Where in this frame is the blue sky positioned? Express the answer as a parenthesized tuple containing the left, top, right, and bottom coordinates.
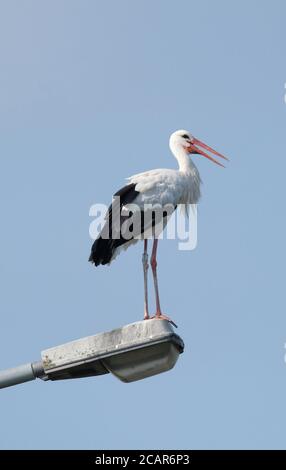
(0, 0, 286, 449)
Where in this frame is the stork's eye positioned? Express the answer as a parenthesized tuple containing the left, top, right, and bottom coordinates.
(182, 134, 189, 139)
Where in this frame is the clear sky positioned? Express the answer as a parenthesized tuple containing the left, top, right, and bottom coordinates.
(0, 0, 286, 450)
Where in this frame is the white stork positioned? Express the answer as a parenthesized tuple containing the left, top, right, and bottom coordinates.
(89, 130, 228, 326)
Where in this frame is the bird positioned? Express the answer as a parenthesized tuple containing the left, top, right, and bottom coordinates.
(89, 129, 228, 326)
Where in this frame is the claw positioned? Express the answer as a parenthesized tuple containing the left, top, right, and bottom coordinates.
(148, 313, 178, 328)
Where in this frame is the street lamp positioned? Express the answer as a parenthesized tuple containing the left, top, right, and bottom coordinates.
(0, 319, 184, 389)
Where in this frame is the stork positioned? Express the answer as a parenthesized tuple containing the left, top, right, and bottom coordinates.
(89, 130, 228, 326)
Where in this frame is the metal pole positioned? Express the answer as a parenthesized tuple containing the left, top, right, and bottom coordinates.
(0, 361, 44, 389)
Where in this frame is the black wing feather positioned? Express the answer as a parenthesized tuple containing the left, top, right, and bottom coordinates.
(89, 183, 139, 266)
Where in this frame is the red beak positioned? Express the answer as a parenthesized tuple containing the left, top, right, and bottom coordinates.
(186, 137, 229, 168)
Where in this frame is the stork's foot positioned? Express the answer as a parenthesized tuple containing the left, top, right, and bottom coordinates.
(149, 313, 178, 328)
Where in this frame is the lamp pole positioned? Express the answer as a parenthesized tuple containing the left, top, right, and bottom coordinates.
(0, 361, 44, 389)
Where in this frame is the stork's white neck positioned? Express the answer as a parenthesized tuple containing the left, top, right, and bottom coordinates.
(170, 142, 196, 173)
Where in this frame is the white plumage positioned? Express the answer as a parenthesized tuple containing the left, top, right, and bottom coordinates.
(127, 166, 201, 207)
(111, 134, 202, 261)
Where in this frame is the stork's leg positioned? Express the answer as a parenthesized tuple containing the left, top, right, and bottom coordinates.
(150, 238, 162, 316)
(142, 239, 149, 320)
(150, 238, 177, 327)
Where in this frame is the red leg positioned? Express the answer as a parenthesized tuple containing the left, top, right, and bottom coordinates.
(142, 239, 149, 320)
(150, 239, 162, 316)
(150, 238, 178, 328)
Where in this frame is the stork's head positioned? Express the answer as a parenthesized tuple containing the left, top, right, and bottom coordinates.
(169, 129, 228, 167)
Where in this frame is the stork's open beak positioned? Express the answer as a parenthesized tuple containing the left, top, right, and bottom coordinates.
(186, 137, 229, 168)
